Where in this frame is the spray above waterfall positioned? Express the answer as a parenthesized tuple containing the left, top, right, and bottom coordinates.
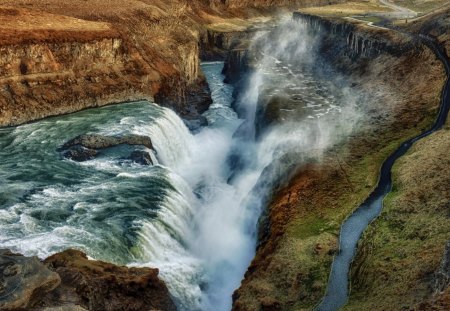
(183, 19, 364, 311)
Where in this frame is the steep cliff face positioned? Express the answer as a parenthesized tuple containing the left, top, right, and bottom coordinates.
(0, 3, 211, 127)
(231, 13, 446, 311)
(201, 28, 255, 60)
(0, 36, 154, 126)
(0, 0, 344, 128)
(0, 0, 358, 128)
(293, 12, 417, 60)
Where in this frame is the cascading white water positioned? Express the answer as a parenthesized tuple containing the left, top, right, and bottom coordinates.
(0, 19, 364, 311)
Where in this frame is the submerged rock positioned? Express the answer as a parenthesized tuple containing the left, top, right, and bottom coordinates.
(183, 114, 208, 132)
(62, 145, 98, 162)
(1, 249, 176, 311)
(126, 150, 153, 166)
(0, 249, 61, 310)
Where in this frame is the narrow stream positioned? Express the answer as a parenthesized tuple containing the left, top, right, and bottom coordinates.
(316, 37, 450, 311)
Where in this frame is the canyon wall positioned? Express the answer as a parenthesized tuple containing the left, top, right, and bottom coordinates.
(0, 2, 212, 127)
(0, 0, 344, 128)
(0, 36, 153, 126)
(230, 13, 447, 311)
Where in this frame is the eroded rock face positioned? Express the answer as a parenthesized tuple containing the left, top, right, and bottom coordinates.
(0, 249, 61, 311)
(37, 249, 177, 311)
(0, 249, 177, 311)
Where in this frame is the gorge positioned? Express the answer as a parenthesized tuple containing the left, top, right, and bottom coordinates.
(0, 1, 449, 311)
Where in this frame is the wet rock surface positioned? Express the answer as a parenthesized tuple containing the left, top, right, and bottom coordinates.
(1, 249, 176, 311)
(60, 134, 155, 164)
(126, 150, 154, 166)
(63, 134, 154, 151)
(0, 249, 61, 311)
(62, 146, 98, 162)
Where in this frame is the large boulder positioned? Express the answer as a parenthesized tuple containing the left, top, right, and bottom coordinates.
(0, 249, 61, 310)
(60, 134, 156, 164)
(62, 134, 153, 150)
(1, 249, 176, 311)
(40, 249, 177, 311)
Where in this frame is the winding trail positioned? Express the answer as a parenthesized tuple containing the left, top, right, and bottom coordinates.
(315, 36, 450, 311)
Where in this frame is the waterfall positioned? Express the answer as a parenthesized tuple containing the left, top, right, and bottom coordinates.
(0, 18, 364, 311)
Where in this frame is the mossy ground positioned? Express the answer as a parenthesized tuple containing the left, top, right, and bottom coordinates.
(282, 115, 438, 310)
(344, 116, 450, 310)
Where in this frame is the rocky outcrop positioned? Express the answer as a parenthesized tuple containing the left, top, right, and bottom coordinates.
(62, 134, 154, 151)
(0, 249, 176, 311)
(60, 134, 155, 163)
(62, 145, 98, 162)
(40, 249, 176, 311)
(201, 29, 251, 60)
(0, 250, 61, 311)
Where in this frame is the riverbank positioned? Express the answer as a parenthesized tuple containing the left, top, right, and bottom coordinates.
(231, 11, 448, 311)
